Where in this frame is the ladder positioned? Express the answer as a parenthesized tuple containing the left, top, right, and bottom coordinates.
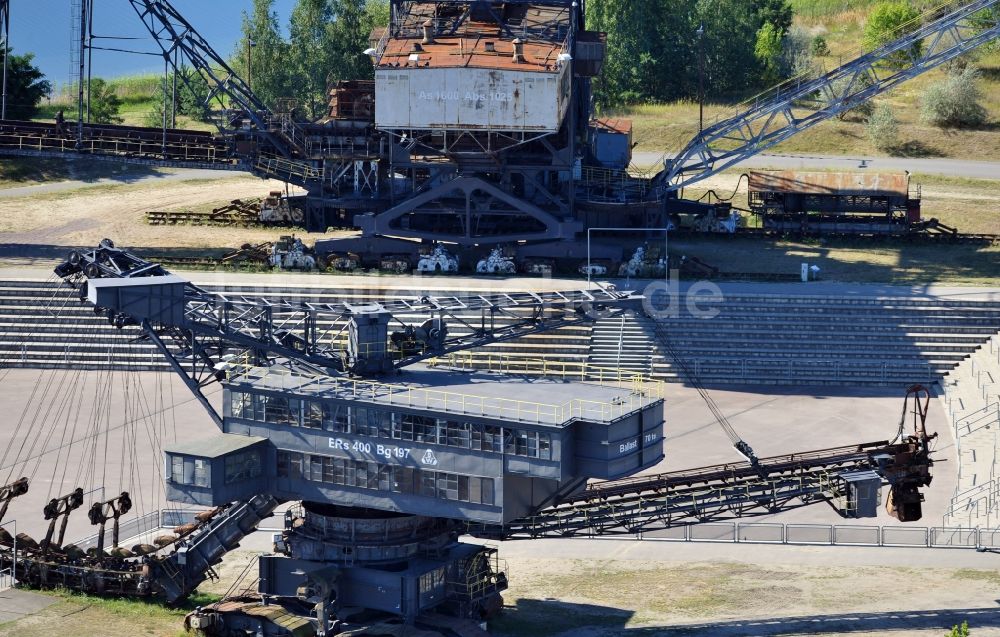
(661, 0, 1000, 191)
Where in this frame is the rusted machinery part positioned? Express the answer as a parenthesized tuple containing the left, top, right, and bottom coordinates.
(0, 505, 225, 600)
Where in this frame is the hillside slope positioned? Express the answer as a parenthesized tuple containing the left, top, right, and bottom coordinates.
(624, 3, 1000, 160)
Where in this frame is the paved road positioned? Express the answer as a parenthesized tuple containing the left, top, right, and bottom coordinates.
(2, 155, 996, 200)
(0, 166, 252, 199)
(633, 151, 1000, 180)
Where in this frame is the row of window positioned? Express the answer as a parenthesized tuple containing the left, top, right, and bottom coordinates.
(277, 450, 495, 506)
(231, 391, 552, 460)
(168, 449, 263, 488)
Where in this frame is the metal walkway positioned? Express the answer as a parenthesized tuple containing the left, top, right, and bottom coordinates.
(661, 0, 1000, 190)
(473, 432, 933, 539)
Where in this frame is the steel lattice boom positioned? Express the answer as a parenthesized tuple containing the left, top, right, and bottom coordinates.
(478, 413, 935, 540)
(54, 241, 638, 422)
(127, 0, 303, 160)
(661, 0, 1000, 191)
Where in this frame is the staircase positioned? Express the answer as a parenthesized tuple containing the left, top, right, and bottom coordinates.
(4, 281, 999, 389)
(942, 332, 1000, 528)
(588, 311, 662, 374)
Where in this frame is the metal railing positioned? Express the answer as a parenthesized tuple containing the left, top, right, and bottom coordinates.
(0, 129, 230, 165)
(426, 350, 666, 397)
(253, 153, 323, 183)
(73, 509, 199, 551)
(956, 402, 1000, 437)
(231, 363, 662, 426)
(637, 521, 995, 550)
(657, 356, 936, 384)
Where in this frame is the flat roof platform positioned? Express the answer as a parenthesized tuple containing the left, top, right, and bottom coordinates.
(233, 364, 661, 427)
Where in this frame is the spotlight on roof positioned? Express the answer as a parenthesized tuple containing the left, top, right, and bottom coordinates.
(363, 48, 377, 56)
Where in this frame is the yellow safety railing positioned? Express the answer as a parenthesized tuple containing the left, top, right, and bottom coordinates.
(426, 350, 666, 399)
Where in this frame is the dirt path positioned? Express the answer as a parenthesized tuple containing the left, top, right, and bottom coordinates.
(494, 556, 1000, 636)
(0, 173, 332, 252)
(0, 168, 239, 198)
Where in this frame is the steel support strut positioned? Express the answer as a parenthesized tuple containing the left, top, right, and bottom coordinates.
(88, 492, 132, 557)
(41, 488, 84, 556)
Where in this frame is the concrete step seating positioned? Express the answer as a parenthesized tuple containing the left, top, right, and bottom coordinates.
(3, 281, 999, 390)
(942, 332, 1000, 529)
(647, 293, 1000, 386)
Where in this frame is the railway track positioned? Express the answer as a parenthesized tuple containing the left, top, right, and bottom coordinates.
(145, 210, 997, 245)
(145, 197, 265, 226)
(679, 227, 1000, 245)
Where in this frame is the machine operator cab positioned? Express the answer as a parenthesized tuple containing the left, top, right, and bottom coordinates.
(164, 364, 665, 525)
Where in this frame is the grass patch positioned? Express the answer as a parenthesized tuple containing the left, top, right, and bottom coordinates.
(0, 157, 167, 189)
(46, 588, 220, 620)
(951, 569, 1000, 585)
(40, 73, 216, 131)
(0, 588, 220, 637)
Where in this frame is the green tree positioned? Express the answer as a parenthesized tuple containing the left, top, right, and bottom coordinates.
(328, 0, 384, 82)
(289, 0, 335, 119)
(811, 35, 830, 57)
(755, 22, 784, 87)
(0, 47, 51, 120)
(866, 102, 898, 151)
(86, 78, 123, 124)
(144, 66, 212, 128)
(750, 0, 793, 35)
(587, 0, 792, 105)
(285, 0, 387, 120)
(863, 1, 922, 68)
(920, 66, 988, 128)
(236, 0, 292, 109)
(696, 0, 767, 99)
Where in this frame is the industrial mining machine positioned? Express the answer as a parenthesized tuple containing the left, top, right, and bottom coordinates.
(0, 240, 937, 636)
(0, 0, 997, 262)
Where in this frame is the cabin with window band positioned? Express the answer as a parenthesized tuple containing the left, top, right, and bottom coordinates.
(165, 364, 664, 524)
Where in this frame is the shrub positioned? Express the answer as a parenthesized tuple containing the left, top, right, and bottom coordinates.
(782, 26, 816, 78)
(811, 35, 830, 57)
(866, 102, 898, 151)
(920, 67, 988, 128)
(87, 78, 123, 125)
(946, 621, 970, 637)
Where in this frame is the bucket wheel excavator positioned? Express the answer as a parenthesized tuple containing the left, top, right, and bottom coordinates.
(0, 241, 936, 636)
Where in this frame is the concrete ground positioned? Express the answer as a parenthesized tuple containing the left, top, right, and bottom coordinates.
(0, 589, 55, 625)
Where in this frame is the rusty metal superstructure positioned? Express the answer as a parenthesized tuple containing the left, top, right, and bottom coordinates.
(0, 0, 998, 261)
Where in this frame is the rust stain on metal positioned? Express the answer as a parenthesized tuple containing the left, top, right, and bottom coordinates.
(378, 30, 564, 73)
(593, 117, 633, 135)
(748, 171, 910, 197)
